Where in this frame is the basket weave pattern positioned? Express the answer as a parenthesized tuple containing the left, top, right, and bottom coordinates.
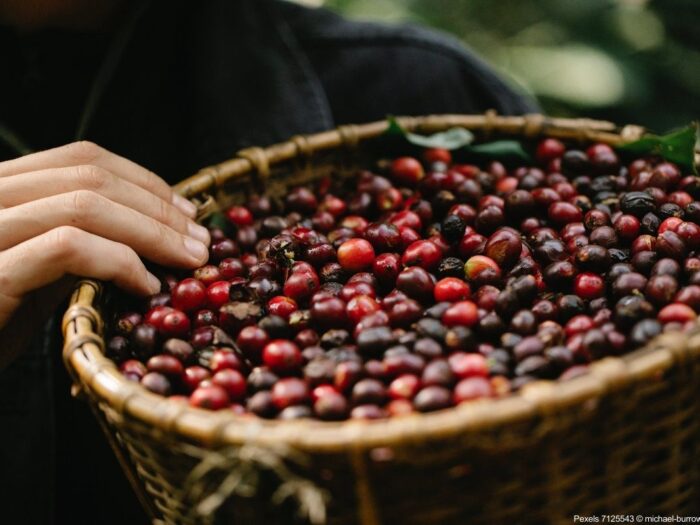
(62, 114, 700, 524)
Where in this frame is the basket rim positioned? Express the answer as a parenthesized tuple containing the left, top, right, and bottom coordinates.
(62, 112, 697, 453)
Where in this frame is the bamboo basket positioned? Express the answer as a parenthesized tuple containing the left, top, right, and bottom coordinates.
(62, 113, 700, 525)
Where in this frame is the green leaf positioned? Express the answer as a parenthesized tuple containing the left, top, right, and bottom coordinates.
(384, 116, 530, 162)
(465, 140, 532, 162)
(404, 127, 474, 150)
(617, 124, 698, 170)
(385, 116, 474, 150)
(208, 211, 228, 231)
(385, 116, 405, 136)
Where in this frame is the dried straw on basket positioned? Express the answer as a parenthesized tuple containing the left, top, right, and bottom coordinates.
(63, 113, 700, 525)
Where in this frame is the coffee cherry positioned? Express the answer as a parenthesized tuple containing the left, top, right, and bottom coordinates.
(192, 309, 217, 328)
(396, 266, 435, 302)
(391, 157, 424, 186)
(248, 367, 279, 393)
(131, 323, 159, 360)
(561, 149, 590, 175)
(337, 238, 375, 271)
(424, 148, 452, 165)
(630, 319, 662, 347)
(387, 299, 422, 328)
(448, 352, 488, 379)
(464, 255, 501, 284)
(271, 378, 309, 410)
(675, 285, 700, 310)
(442, 301, 478, 327)
(475, 205, 505, 234)
(111, 143, 700, 421)
(314, 391, 348, 420)
(656, 231, 686, 259)
(120, 359, 147, 381)
(453, 377, 493, 403)
(262, 340, 302, 373)
(414, 386, 452, 412)
(212, 369, 247, 401)
(505, 190, 536, 220)
(402, 239, 442, 270)
(548, 202, 582, 225)
(350, 404, 388, 419)
(158, 309, 190, 338)
(146, 354, 184, 377)
(106, 336, 130, 363)
(141, 372, 171, 396)
(611, 215, 638, 242)
(210, 239, 239, 262)
(267, 296, 298, 320)
(346, 295, 380, 324)
(574, 273, 605, 299)
(645, 275, 679, 305)
(226, 205, 253, 226)
(247, 391, 277, 418)
(669, 191, 693, 208)
(658, 303, 697, 324)
(172, 278, 207, 312)
(209, 349, 243, 373)
(352, 378, 387, 405)
(434, 277, 471, 302)
(194, 265, 223, 286)
(543, 261, 576, 290)
(536, 138, 565, 163)
(557, 295, 585, 322)
(420, 359, 453, 388)
(678, 221, 700, 249)
(485, 229, 522, 268)
(235, 326, 269, 362)
(575, 244, 611, 273)
(532, 300, 558, 322)
(388, 374, 421, 400)
(190, 384, 229, 410)
(510, 310, 537, 335)
(612, 272, 647, 297)
(621, 191, 656, 218)
(615, 295, 655, 329)
(278, 405, 312, 419)
(641, 213, 662, 235)
(459, 233, 487, 259)
(284, 271, 320, 302)
(287, 187, 318, 214)
(631, 250, 659, 275)
(441, 214, 467, 242)
(365, 223, 402, 253)
(589, 226, 618, 248)
(534, 239, 568, 266)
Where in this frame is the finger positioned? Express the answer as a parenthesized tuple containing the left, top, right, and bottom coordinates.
(0, 227, 162, 308)
(0, 191, 209, 268)
(0, 164, 209, 244)
(0, 141, 197, 218)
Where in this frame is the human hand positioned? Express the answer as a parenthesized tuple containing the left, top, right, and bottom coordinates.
(0, 141, 209, 366)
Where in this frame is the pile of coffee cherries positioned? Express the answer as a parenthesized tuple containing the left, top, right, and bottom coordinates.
(107, 138, 700, 420)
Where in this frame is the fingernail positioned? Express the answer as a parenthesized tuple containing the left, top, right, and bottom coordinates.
(184, 237, 208, 262)
(188, 221, 211, 245)
(146, 272, 162, 294)
(173, 194, 197, 218)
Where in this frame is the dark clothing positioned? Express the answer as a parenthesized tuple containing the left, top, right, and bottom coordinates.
(0, 1, 535, 523)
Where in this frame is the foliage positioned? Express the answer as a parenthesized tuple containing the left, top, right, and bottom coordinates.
(323, 0, 700, 131)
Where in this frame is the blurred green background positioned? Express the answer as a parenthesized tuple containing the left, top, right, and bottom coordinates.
(303, 0, 700, 132)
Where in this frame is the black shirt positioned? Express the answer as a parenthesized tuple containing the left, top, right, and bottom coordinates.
(0, 28, 109, 151)
(0, 1, 536, 523)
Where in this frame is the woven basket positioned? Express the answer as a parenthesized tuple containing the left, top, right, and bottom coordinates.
(62, 113, 700, 525)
